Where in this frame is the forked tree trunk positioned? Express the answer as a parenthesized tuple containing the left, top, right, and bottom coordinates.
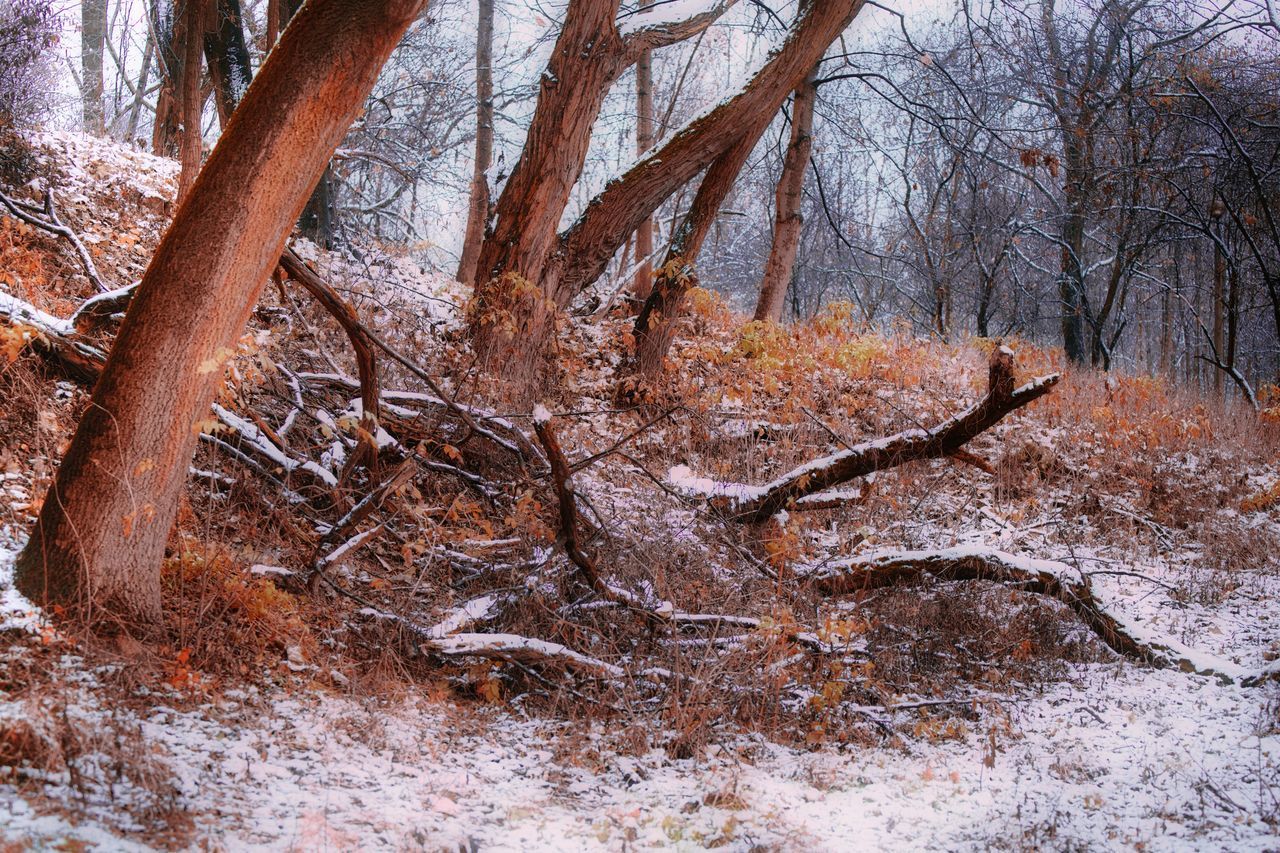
(630, 0, 657, 303)
(468, 0, 740, 380)
(81, 0, 108, 135)
(551, 0, 861, 309)
(456, 0, 495, 285)
(16, 0, 428, 624)
(753, 68, 817, 323)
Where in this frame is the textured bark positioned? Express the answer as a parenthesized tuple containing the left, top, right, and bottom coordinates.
(469, 0, 631, 374)
(753, 69, 817, 323)
(16, 0, 429, 624)
(150, 1, 182, 156)
(80, 0, 107, 135)
(176, 0, 206, 202)
(204, 0, 253, 127)
(552, 0, 862, 308)
(468, 0, 740, 379)
(630, 0, 657, 303)
(456, 0, 494, 285)
(631, 125, 768, 378)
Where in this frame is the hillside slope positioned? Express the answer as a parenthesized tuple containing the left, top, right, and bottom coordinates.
(0, 132, 1276, 850)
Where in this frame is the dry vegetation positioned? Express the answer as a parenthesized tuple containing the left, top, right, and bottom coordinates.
(2, 133, 1279, 840)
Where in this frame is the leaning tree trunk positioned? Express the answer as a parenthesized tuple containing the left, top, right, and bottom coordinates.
(80, 0, 107, 135)
(16, 0, 429, 625)
(753, 68, 817, 324)
(630, 121, 770, 379)
(550, 0, 862, 310)
(468, 0, 740, 384)
(630, 0, 657, 303)
(456, 0, 495, 285)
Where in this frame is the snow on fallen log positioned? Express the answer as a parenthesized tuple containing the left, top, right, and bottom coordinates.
(668, 348, 1058, 523)
(0, 290, 107, 382)
(804, 545, 1272, 686)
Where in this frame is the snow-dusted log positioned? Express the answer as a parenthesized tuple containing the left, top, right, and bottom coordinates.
(671, 348, 1059, 523)
(0, 291, 108, 382)
(69, 282, 139, 333)
(807, 545, 1273, 686)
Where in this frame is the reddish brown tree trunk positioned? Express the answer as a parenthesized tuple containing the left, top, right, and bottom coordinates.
(551, 0, 862, 310)
(754, 69, 817, 323)
(631, 121, 769, 378)
(468, 0, 739, 382)
(177, 0, 206, 202)
(631, 0, 657, 303)
(16, 0, 428, 624)
(457, 0, 495, 285)
(151, 1, 185, 157)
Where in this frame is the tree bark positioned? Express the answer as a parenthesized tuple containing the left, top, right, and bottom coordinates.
(80, 0, 108, 135)
(176, 0, 206, 203)
(151, 0, 183, 156)
(630, 0, 657, 303)
(16, 0, 429, 625)
(552, 0, 861, 309)
(203, 0, 253, 128)
(467, 0, 743, 380)
(456, 0, 495, 285)
(753, 68, 817, 324)
(630, 123, 769, 379)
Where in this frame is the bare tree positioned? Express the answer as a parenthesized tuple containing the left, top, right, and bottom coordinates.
(15, 0, 430, 624)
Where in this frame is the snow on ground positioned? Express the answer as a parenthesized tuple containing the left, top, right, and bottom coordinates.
(0, 543, 1276, 851)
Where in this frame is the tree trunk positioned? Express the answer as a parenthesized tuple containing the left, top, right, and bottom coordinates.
(203, 0, 253, 128)
(81, 0, 108, 135)
(177, 0, 206, 203)
(628, 125, 768, 380)
(126, 33, 154, 142)
(1212, 222, 1226, 396)
(630, 0, 657, 303)
(753, 68, 817, 324)
(15, 0, 429, 625)
(467, 0, 745, 383)
(456, 0, 495, 285)
(151, 0, 184, 157)
(552, 0, 862, 309)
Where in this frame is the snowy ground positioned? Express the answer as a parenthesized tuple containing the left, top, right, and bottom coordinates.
(1, 544, 1276, 851)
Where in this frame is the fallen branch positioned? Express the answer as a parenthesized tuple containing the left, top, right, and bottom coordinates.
(0, 291, 107, 382)
(805, 545, 1272, 686)
(279, 248, 380, 473)
(0, 187, 108, 292)
(670, 348, 1059, 523)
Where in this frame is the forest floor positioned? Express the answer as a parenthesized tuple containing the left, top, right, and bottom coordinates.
(0, 131, 1277, 851)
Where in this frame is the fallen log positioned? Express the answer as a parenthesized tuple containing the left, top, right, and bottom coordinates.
(0, 291, 107, 382)
(805, 545, 1274, 687)
(669, 347, 1058, 522)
